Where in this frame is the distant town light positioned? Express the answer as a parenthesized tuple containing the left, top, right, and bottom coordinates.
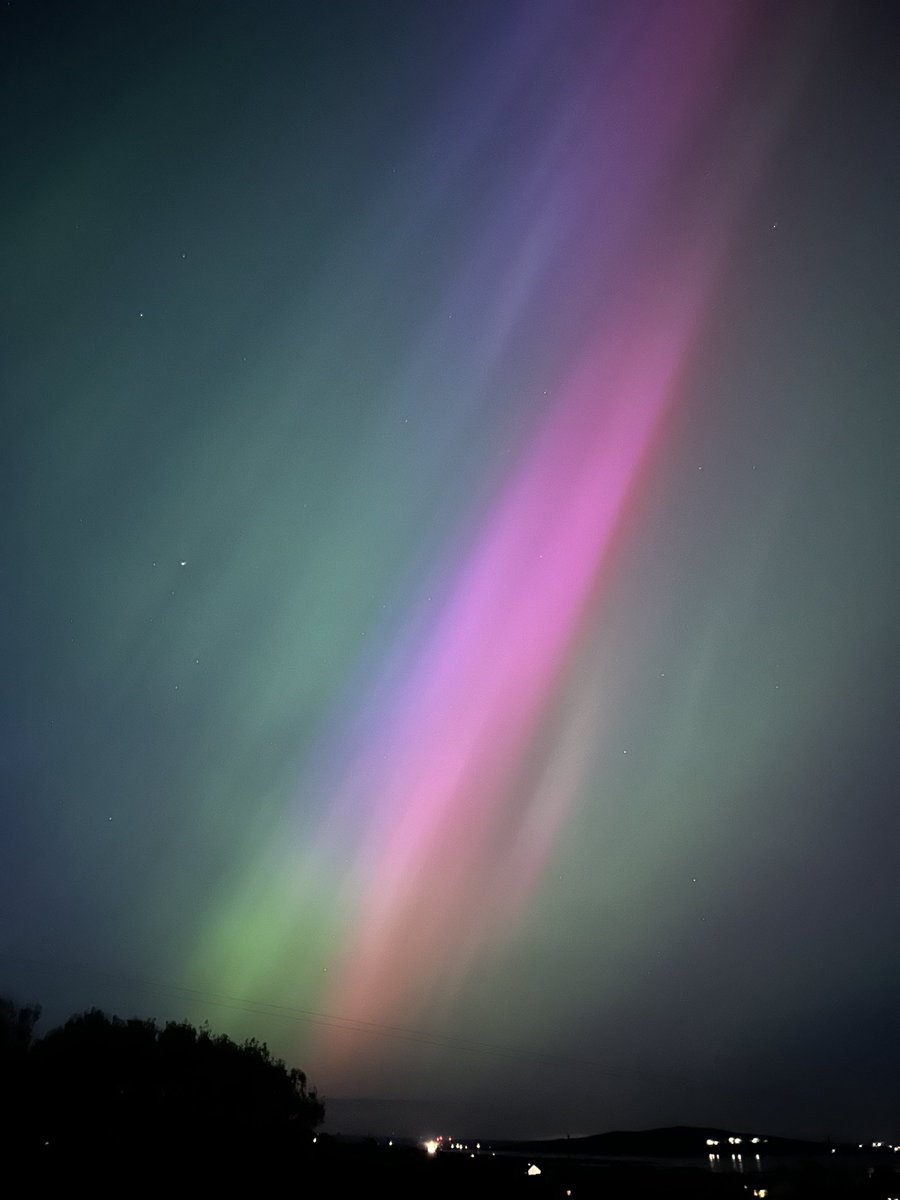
(424, 1140, 439, 1156)
(527, 1164, 542, 1176)
(706, 1139, 719, 1146)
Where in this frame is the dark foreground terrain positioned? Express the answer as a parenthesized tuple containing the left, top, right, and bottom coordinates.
(22, 1131, 900, 1199)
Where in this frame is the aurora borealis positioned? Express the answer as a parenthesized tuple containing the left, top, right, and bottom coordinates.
(2, 0, 899, 1141)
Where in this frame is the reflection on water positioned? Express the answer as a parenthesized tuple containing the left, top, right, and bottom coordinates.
(708, 1152, 763, 1173)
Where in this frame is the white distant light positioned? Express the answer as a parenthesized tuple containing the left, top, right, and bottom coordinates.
(424, 1140, 439, 1156)
(751, 1137, 760, 1144)
(706, 1139, 719, 1146)
(527, 1164, 542, 1176)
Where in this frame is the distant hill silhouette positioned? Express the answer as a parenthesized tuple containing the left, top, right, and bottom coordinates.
(502, 1124, 838, 1158)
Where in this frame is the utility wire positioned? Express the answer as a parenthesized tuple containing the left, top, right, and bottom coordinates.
(0, 949, 702, 1088)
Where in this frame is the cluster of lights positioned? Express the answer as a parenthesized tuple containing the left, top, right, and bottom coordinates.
(708, 1133, 766, 1173)
(424, 1135, 490, 1158)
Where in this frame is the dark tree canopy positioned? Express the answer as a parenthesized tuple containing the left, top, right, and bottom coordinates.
(2, 999, 323, 1166)
(0, 995, 41, 1060)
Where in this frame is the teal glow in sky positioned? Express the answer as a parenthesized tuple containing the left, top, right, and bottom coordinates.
(2, 0, 898, 1141)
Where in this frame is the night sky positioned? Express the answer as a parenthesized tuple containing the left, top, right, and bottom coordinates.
(3, 0, 899, 1143)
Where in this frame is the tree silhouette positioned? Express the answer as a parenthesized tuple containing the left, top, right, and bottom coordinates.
(0, 995, 42, 1058)
(1, 996, 43, 1144)
(18, 1006, 323, 1162)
